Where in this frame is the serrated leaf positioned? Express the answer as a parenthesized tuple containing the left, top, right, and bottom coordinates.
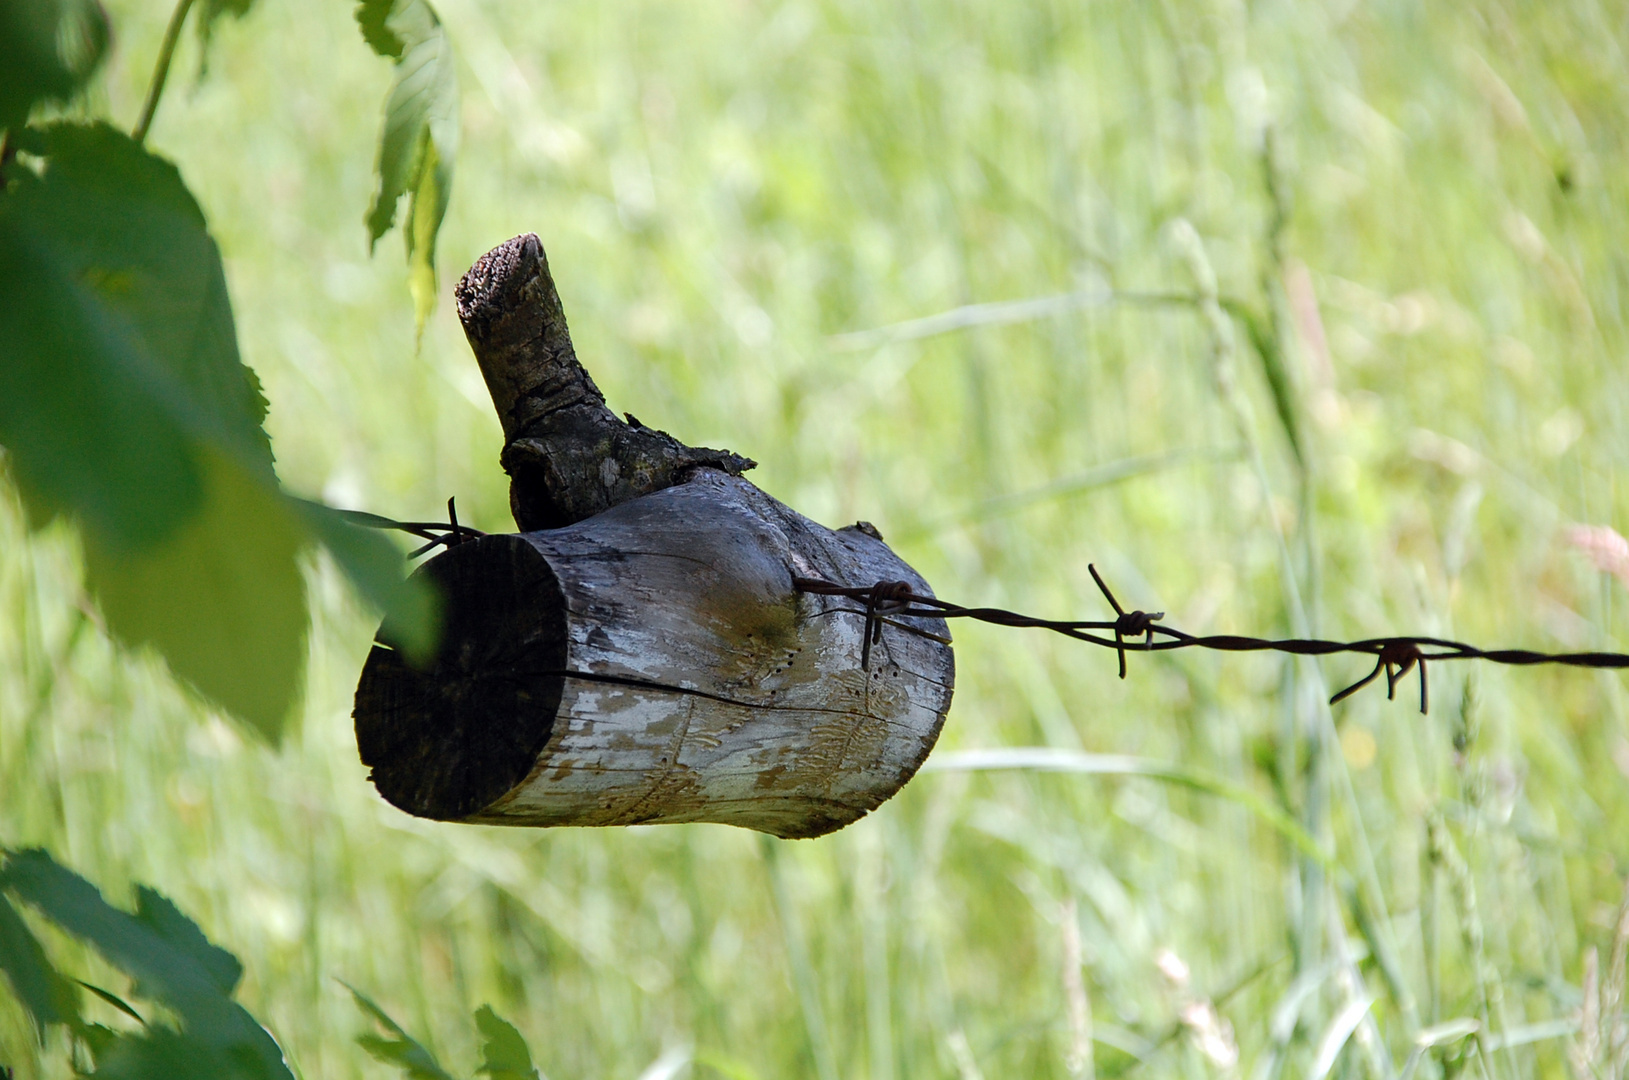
(0, 893, 81, 1036)
(0, 180, 204, 553)
(133, 889, 243, 996)
(363, 0, 457, 338)
(0, 0, 109, 130)
(292, 500, 440, 662)
(346, 984, 458, 1080)
(0, 849, 294, 1080)
(474, 1005, 541, 1080)
(11, 123, 275, 471)
(0, 123, 310, 739)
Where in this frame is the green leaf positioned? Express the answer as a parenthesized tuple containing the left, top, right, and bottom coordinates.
(405, 133, 450, 337)
(77, 979, 147, 1024)
(94, 1024, 284, 1080)
(362, 0, 458, 338)
(0, 179, 205, 552)
(292, 500, 440, 662)
(0, 849, 294, 1080)
(133, 889, 243, 996)
(0, 122, 310, 739)
(346, 984, 458, 1080)
(355, 0, 405, 59)
(0, 893, 81, 1036)
(84, 450, 307, 742)
(0, 0, 109, 131)
(474, 1005, 540, 1080)
(11, 123, 275, 471)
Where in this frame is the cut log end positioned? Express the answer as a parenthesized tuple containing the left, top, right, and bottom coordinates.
(353, 472, 954, 839)
(358, 234, 955, 839)
(354, 535, 569, 821)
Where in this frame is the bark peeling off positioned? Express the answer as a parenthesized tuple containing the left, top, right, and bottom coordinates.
(356, 470, 954, 839)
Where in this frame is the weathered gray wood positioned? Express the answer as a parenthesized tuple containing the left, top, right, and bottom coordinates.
(357, 470, 953, 837)
(355, 233, 955, 838)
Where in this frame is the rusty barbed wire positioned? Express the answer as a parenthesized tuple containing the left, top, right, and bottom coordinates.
(347, 503, 1629, 714)
(791, 567, 1629, 714)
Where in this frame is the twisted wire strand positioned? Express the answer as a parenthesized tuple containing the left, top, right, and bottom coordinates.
(344, 502, 1626, 715)
(337, 497, 485, 558)
(791, 568, 1629, 714)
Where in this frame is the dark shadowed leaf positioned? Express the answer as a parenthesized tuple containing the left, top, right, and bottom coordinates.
(0, 123, 309, 739)
(0, 197, 204, 552)
(9, 124, 275, 472)
(474, 1005, 541, 1080)
(0, 893, 80, 1036)
(0, 0, 109, 130)
(93, 1022, 290, 1080)
(293, 500, 440, 661)
(355, 0, 405, 59)
(361, 0, 458, 336)
(133, 888, 243, 996)
(347, 984, 458, 1080)
(0, 849, 295, 1080)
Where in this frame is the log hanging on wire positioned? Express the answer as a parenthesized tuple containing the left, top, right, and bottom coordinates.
(352, 234, 954, 839)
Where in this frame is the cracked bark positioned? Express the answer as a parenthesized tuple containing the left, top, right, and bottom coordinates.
(353, 234, 954, 838)
(453, 232, 756, 530)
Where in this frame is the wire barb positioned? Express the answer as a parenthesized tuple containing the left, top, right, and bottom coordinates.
(791, 566, 1629, 714)
(337, 497, 486, 559)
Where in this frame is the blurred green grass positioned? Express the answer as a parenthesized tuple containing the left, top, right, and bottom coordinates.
(6, 0, 1629, 1076)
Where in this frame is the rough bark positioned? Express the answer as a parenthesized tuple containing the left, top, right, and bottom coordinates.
(453, 233, 756, 531)
(355, 233, 955, 838)
(356, 470, 953, 838)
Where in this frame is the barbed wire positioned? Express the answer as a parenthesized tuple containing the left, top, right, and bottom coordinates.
(337, 498, 485, 559)
(343, 501, 1629, 715)
(791, 567, 1629, 714)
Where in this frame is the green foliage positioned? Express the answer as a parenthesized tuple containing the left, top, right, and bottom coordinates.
(293, 501, 441, 662)
(0, 0, 444, 738)
(10, 0, 1629, 1077)
(356, 0, 459, 338)
(83, 450, 308, 742)
(0, 892, 80, 1036)
(0, 0, 109, 130)
(348, 985, 459, 1080)
(474, 1006, 542, 1080)
(349, 990, 544, 1080)
(0, 848, 293, 1079)
(0, 122, 304, 739)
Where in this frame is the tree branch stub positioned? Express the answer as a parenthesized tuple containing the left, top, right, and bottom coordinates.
(356, 234, 954, 838)
(452, 232, 756, 532)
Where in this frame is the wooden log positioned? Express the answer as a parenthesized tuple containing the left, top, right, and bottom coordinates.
(353, 235, 954, 838)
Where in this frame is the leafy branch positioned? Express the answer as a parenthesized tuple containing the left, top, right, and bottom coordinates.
(0, 0, 461, 740)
